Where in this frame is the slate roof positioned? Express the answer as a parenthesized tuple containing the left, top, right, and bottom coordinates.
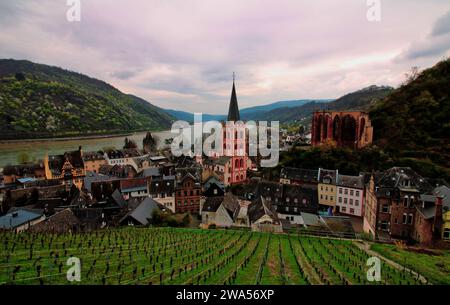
(247, 196, 277, 223)
(416, 206, 436, 220)
(222, 193, 241, 220)
(337, 174, 365, 189)
(119, 197, 161, 226)
(318, 168, 337, 184)
(227, 80, 240, 121)
(149, 176, 175, 194)
(376, 167, 432, 192)
(0, 209, 44, 229)
(82, 151, 105, 161)
(433, 185, 450, 210)
(83, 172, 112, 193)
(204, 176, 225, 192)
(106, 149, 141, 159)
(141, 167, 161, 178)
(280, 167, 319, 183)
(111, 189, 127, 208)
(202, 197, 224, 213)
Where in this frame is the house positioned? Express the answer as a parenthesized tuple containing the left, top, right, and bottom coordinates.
(175, 168, 202, 213)
(0, 208, 45, 232)
(336, 174, 365, 217)
(254, 181, 318, 225)
(413, 194, 444, 244)
(279, 167, 319, 189)
(2, 163, 46, 185)
(317, 168, 338, 211)
(203, 176, 225, 197)
(120, 178, 149, 199)
(82, 151, 107, 174)
(363, 167, 433, 241)
(29, 208, 81, 233)
(149, 175, 175, 213)
(203, 157, 232, 186)
(104, 149, 141, 170)
(247, 196, 281, 232)
(44, 147, 85, 189)
(201, 193, 240, 228)
(119, 197, 162, 226)
(83, 171, 112, 194)
(433, 185, 450, 241)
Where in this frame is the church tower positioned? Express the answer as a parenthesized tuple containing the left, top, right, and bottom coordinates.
(223, 74, 248, 184)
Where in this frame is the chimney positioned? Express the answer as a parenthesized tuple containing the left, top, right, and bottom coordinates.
(433, 196, 443, 237)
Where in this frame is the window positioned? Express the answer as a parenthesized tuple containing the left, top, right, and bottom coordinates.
(344, 189, 348, 195)
(325, 195, 328, 200)
(213, 189, 218, 195)
(407, 213, 413, 225)
(350, 190, 354, 196)
(320, 195, 323, 199)
(325, 186, 328, 191)
(294, 198, 298, 203)
(380, 221, 389, 231)
(444, 229, 450, 240)
(342, 206, 346, 212)
(355, 200, 359, 206)
(330, 196, 333, 201)
(339, 188, 342, 194)
(350, 199, 353, 205)
(285, 207, 289, 212)
(403, 196, 409, 207)
(339, 197, 342, 203)
(394, 218, 398, 224)
(402, 213, 407, 224)
(381, 205, 389, 213)
(286, 197, 290, 203)
(294, 207, 298, 212)
(350, 208, 355, 214)
(344, 198, 347, 204)
(321, 186, 323, 191)
(356, 191, 360, 197)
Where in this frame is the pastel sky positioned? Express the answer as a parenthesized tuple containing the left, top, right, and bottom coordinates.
(0, 0, 449, 113)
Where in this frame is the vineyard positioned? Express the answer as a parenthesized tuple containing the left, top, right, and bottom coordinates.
(0, 228, 435, 285)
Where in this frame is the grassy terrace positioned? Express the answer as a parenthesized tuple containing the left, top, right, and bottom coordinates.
(0, 227, 447, 285)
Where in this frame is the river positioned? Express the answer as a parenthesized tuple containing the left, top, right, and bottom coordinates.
(0, 130, 176, 168)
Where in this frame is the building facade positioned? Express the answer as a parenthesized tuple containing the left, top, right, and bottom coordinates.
(336, 174, 365, 217)
(311, 111, 373, 149)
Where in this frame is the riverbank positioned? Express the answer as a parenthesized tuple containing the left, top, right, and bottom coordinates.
(0, 132, 134, 143)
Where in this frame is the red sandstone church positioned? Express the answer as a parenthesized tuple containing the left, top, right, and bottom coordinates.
(311, 110, 373, 149)
(203, 78, 251, 185)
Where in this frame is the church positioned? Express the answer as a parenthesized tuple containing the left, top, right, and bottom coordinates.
(202, 77, 251, 186)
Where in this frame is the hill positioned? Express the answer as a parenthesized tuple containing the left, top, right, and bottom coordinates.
(262, 85, 393, 123)
(370, 58, 450, 177)
(0, 59, 174, 140)
(165, 99, 332, 122)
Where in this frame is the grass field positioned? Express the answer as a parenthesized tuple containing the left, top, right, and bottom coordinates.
(0, 227, 446, 285)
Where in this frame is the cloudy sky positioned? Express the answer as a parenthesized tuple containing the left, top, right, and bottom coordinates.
(0, 0, 449, 113)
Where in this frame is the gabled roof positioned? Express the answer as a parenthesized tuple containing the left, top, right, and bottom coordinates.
(204, 176, 225, 192)
(141, 167, 161, 178)
(433, 185, 450, 210)
(376, 167, 432, 192)
(247, 196, 277, 223)
(202, 197, 224, 213)
(111, 189, 127, 208)
(227, 80, 240, 121)
(120, 197, 161, 226)
(222, 193, 241, 220)
(48, 150, 84, 175)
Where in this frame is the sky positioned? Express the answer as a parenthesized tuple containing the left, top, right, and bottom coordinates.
(0, 0, 449, 114)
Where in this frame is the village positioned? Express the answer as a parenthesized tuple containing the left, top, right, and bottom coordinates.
(1, 80, 448, 248)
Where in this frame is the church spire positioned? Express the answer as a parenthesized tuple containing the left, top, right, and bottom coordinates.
(227, 72, 240, 121)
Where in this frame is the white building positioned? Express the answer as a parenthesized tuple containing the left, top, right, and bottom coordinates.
(336, 174, 365, 217)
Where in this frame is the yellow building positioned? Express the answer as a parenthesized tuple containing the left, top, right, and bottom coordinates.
(434, 185, 450, 241)
(44, 147, 85, 189)
(318, 168, 338, 209)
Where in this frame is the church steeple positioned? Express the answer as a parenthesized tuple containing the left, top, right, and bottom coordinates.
(227, 73, 240, 121)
